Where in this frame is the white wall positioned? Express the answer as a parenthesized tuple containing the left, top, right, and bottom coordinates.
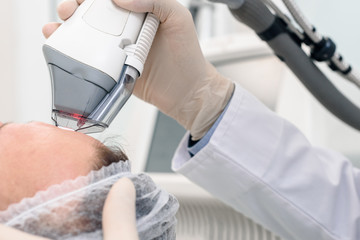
(0, 1, 52, 123)
(0, 1, 17, 122)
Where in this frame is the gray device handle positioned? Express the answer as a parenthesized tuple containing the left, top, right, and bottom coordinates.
(228, 0, 360, 131)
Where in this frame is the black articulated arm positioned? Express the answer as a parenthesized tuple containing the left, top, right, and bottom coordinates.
(209, 0, 360, 132)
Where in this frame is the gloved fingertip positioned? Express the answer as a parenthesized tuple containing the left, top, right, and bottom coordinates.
(106, 178, 136, 208)
(102, 178, 138, 240)
(113, 0, 134, 7)
(113, 0, 153, 13)
(57, 0, 79, 21)
(42, 23, 61, 39)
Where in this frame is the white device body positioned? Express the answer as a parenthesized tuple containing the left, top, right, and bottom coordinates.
(44, 0, 159, 133)
(45, 0, 146, 83)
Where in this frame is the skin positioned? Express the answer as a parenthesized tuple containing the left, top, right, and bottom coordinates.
(0, 121, 101, 211)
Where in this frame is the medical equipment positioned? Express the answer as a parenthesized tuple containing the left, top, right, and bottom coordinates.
(0, 161, 178, 240)
(43, 0, 159, 134)
(210, 0, 360, 131)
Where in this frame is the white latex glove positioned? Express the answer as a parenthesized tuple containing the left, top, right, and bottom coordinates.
(43, 0, 234, 140)
(102, 178, 139, 240)
(0, 178, 138, 240)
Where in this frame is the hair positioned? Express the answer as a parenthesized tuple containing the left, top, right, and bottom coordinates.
(94, 143, 128, 170)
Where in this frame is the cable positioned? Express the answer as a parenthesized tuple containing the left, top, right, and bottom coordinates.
(281, 0, 322, 43)
(227, 0, 360, 131)
(261, 0, 304, 41)
(280, 0, 360, 89)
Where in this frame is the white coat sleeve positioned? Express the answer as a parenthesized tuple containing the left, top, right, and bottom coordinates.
(171, 83, 360, 240)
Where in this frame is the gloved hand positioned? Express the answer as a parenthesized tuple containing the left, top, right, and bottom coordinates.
(0, 178, 138, 240)
(102, 178, 139, 240)
(43, 0, 234, 140)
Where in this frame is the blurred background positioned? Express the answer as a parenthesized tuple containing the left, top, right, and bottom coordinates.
(1, 0, 360, 239)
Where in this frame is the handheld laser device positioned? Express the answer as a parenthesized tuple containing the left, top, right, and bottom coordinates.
(43, 0, 159, 134)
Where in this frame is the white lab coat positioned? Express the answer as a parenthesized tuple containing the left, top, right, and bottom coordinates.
(172, 83, 360, 240)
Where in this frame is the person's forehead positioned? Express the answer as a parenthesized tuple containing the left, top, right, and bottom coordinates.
(0, 122, 89, 138)
(0, 122, 100, 161)
(0, 122, 100, 210)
